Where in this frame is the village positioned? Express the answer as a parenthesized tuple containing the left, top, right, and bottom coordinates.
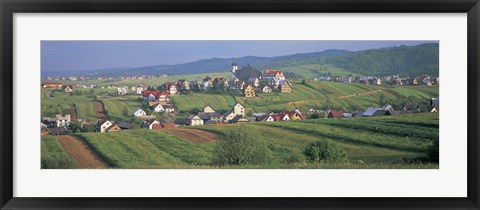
(41, 61, 440, 136)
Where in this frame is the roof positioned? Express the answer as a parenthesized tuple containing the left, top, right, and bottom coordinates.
(187, 115, 201, 120)
(47, 127, 70, 135)
(329, 110, 344, 118)
(163, 104, 175, 109)
(264, 69, 283, 76)
(233, 65, 262, 81)
(117, 122, 132, 129)
(231, 115, 249, 123)
(132, 108, 145, 115)
(372, 110, 391, 116)
(363, 107, 381, 116)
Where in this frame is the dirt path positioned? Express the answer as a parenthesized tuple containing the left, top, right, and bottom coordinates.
(92, 101, 107, 119)
(57, 135, 110, 169)
(164, 128, 223, 144)
(286, 99, 324, 105)
(338, 90, 382, 99)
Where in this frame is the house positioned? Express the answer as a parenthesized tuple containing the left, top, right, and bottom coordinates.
(261, 85, 272, 93)
(362, 107, 381, 117)
(105, 124, 122, 132)
(169, 85, 177, 95)
(117, 122, 132, 130)
(187, 115, 204, 126)
(163, 104, 176, 113)
(223, 111, 237, 122)
(401, 103, 429, 112)
(136, 86, 144, 94)
(117, 86, 128, 95)
(233, 102, 245, 116)
(343, 113, 353, 118)
(199, 112, 224, 123)
(41, 123, 49, 135)
(371, 110, 392, 117)
(328, 110, 344, 118)
(97, 119, 113, 133)
(279, 80, 292, 92)
(151, 104, 164, 113)
(244, 84, 256, 97)
(284, 110, 304, 120)
(381, 104, 394, 111)
(55, 114, 71, 127)
(263, 69, 286, 81)
(47, 127, 70, 135)
(63, 85, 73, 94)
(131, 108, 147, 117)
(176, 79, 190, 91)
(257, 114, 275, 122)
(430, 105, 439, 113)
(230, 115, 249, 123)
(142, 119, 160, 129)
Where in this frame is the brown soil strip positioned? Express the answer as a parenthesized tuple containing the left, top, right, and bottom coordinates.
(92, 101, 107, 119)
(57, 135, 110, 169)
(338, 90, 381, 99)
(164, 128, 223, 144)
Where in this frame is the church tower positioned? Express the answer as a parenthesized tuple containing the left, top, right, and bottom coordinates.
(231, 58, 238, 80)
(231, 59, 238, 73)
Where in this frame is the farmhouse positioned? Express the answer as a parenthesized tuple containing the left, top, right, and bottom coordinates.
(117, 86, 128, 95)
(223, 111, 237, 122)
(97, 119, 113, 133)
(244, 84, 255, 97)
(151, 104, 164, 113)
(163, 104, 176, 113)
(284, 110, 304, 120)
(63, 85, 73, 94)
(279, 80, 292, 92)
(230, 115, 249, 123)
(55, 114, 71, 127)
(257, 114, 275, 122)
(132, 108, 147, 117)
(187, 115, 204, 126)
(232, 102, 245, 116)
(263, 69, 286, 81)
(261, 85, 272, 93)
(105, 124, 122, 132)
(328, 110, 344, 118)
(117, 122, 132, 130)
(143, 120, 160, 129)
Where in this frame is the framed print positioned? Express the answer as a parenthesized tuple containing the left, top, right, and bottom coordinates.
(1, 0, 479, 209)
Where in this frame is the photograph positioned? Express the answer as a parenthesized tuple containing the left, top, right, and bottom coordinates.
(40, 40, 440, 169)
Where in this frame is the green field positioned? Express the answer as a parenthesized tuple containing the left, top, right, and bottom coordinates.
(48, 113, 439, 169)
(41, 136, 77, 169)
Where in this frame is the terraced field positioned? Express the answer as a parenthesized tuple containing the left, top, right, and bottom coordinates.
(41, 113, 438, 169)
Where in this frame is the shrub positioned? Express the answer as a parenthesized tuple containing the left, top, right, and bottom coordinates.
(303, 140, 348, 162)
(213, 124, 271, 165)
(426, 138, 439, 162)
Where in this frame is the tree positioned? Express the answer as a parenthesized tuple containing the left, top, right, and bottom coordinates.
(89, 88, 95, 95)
(213, 124, 271, 165)
(303, 140, 348, 162)
(122, 105, 129, 116)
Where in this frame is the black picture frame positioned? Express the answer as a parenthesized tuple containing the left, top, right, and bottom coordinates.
(1, 0, 479, 209)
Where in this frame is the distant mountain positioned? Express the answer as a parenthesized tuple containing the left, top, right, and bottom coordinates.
(42, 43, 439, 78)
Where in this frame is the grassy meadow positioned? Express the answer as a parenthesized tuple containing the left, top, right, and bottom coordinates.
(41, 136, 77, 169)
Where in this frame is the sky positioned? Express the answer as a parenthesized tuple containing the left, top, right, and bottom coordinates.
(41, 40, 437, 72)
